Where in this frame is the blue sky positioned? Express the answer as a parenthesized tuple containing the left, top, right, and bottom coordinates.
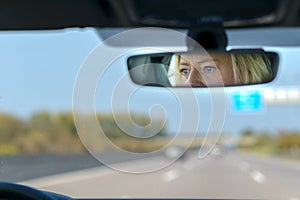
(1, 28, 300, 136)
(0, 28, 100, 117)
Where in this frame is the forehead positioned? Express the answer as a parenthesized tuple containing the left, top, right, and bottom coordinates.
(179, 53, 231, 63)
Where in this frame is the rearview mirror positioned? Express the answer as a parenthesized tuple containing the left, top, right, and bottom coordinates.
(127, 50, 278, 87)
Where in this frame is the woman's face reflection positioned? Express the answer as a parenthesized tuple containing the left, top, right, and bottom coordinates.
(178, 53, 234, 87)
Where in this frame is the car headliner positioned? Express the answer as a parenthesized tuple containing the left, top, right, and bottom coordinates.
(0, 0, 299, 30)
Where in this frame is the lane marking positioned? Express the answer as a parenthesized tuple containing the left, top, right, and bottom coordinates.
(289, 197, 299, 200)
(162, 170, 179, 182)
(238, 161, 250, 172)
(250, 170, 266, 184)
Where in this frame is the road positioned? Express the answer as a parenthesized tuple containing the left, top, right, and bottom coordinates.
(21, 151, 300, 200)
(0, 152, 161, 182)
(0, 154, 100, 182)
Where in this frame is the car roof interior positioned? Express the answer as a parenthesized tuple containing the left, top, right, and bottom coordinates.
(0, 0, 299, 30)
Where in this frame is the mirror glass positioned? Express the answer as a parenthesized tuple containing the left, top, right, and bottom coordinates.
(128, 51, 278, 87)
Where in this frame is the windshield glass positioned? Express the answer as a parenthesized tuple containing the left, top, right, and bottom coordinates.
(1, 27, 300, 200)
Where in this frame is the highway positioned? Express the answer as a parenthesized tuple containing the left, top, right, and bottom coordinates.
(21, 151, 300, 200)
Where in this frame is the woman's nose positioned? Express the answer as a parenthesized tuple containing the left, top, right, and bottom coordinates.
(188, 69, 205, 87)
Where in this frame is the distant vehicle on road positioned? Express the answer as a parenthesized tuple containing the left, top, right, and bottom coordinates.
(210, 145, 228, 158)
(164, 146, 187, 161)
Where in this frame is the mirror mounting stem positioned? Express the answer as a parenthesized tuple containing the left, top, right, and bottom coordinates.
(187, 22, 228, 51)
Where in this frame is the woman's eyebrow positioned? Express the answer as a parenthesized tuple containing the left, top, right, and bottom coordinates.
(179, 61, 189, 66)
(197, 59, 218, 64)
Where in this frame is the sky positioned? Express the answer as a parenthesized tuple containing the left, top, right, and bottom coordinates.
(1, 28, 300, 136)
(0, 28, 100, 116)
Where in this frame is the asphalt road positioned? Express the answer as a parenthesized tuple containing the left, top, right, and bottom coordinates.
(21, 151, 300, 200)
(0, 154, 100, 182)
(0, 152, 160, 182)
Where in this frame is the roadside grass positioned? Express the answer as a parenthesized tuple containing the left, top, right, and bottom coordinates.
(238, 133, 300, 161)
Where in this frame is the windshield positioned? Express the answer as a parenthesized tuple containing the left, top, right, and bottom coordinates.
(1, 27, 300, 200)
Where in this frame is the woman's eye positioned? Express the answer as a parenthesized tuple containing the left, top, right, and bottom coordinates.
(180, 69, 190, 76)
(203, 66, 217, 73)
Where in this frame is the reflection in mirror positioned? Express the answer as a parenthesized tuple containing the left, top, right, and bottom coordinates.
(128, 51, 278, 87)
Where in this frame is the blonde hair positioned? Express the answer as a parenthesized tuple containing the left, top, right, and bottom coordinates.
(231, 53, 272, 84)
(168, 53, 272, 86)
(168, 54, 181, 86)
